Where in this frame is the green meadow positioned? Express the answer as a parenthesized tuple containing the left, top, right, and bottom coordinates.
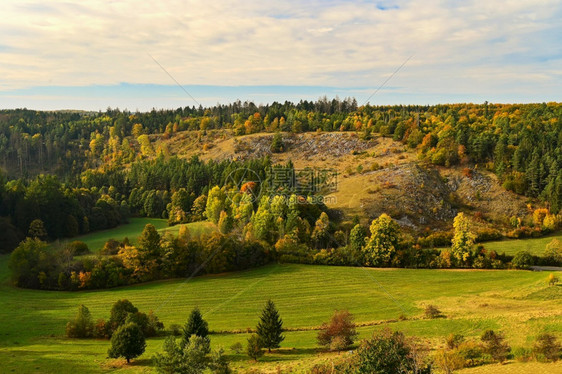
(67, 218, 216, 252)
(0, 250, 561, 373)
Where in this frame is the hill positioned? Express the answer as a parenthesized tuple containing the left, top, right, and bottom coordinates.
(161, 130, 534, 233)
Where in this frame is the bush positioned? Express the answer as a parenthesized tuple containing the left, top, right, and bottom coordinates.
(446, 334, 465, 350)
(67, 241, 89, 255)
(511, 250, 534, 269)
(317, 310, 358, 351)
(533, 333, 561, 362)
(66, 305, 94, 338)
(93, 318, 110, 339)
(247, 334, 264, 361)
(341, 328, 432, 374)
(513, 347, 532, 362)
(101, 239, 122, 255)
(169, 324, 182, 336)
(230, 342, 243, 354)
(481, 330, 510, 363)
(424, 305, 444, 319)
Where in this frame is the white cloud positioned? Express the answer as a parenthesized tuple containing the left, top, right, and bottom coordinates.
(0, 0, 560, 103)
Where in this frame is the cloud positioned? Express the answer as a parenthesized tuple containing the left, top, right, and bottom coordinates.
(0, 0, 560, 108)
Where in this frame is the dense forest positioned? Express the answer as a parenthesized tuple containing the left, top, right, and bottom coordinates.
(1, 100, 562, 261)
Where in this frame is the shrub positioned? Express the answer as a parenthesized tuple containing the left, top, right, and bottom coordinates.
(230, 342, 243, 354)
(342, 328, 432, 374)
(424, 305, 444, 319)
(101, 239, 122, 255)
(481, 330, 510, 363)
(93, 318, 110, 339)
(446, 334, 465, 350)
(434, 349, 466, 373)
(67, 241, 89, 255)
(317, 310, 358, 351)
(66, 305, 94, 338)
(549, 273, 560, 286)
(247, 334, 264, 361)
(533, 333, 561, 362)
(513, 347, 532, 362)
(153, 335, 217, 374)
(511, 250, 534, 269)
(169, 324, 182, 337)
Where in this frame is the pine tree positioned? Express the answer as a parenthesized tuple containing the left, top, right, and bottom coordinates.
(256, 300, 284, 352)
(183, 307, 209, 345)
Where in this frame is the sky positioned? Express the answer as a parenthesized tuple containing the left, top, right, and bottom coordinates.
(0, 0, 561, 111)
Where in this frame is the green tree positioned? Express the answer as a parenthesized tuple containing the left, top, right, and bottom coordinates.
(108, 322, 146, 364)
(137, 223, 161, 257)
(9, 237, 52, 288)
(246, 334, 264, 361)
(183, 308, 209, 345)
(544, 239, 562, 265)
(28, 218, 48, 240)
(109, 299, 138, 331)
(256, 300, 284, 352)
(270, 132, 284, 153)
(65, 304, 94, 338)
(511, 250, 534, 269)
(342, 328, 430, 374)
(451, 213, 475, 266)
(217, 210, 233, 234)
(205, 187, 227, 224)
(349, 224, 368, 252)
(364, 214, 400, 266)
(153, 335, 213, 374)
(311, 212, 331, 249)
(251, 204, 275, 243)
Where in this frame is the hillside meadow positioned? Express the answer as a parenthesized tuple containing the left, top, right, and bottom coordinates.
(0, 249, 561, 373)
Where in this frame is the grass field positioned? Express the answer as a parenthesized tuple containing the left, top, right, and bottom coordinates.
(0, 252, 561, 373)
(68, 218, 216, 252)
(478, 232, 562, 256)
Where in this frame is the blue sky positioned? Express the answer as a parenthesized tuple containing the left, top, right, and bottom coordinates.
(1, 0, 561, 111)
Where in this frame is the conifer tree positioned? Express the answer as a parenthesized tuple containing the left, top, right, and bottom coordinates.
(182, 307, 209, 345)
(256, 300, 284, 352)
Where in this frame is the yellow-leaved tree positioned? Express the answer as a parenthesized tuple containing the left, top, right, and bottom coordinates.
(451, 213, 475, 267)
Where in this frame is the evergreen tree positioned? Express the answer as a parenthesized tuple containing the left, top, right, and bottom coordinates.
(182, 307, 209, 345)
(137, 223, 161, 256)
(256, 300, 284, 352)
(246, 334, 264, 361)
(270, 132, 284, 153)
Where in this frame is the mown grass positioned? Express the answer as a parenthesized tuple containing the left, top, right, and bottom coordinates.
(67, 218, 215, 252)
(0, 252, 560, 373)
(479, 232, 562, 256)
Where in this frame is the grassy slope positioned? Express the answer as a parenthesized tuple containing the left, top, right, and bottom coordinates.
(479, 232, 562, 256)
(0, 253, 561, 373)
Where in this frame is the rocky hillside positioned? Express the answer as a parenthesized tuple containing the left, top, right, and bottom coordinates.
(164, 130, 534, 232)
